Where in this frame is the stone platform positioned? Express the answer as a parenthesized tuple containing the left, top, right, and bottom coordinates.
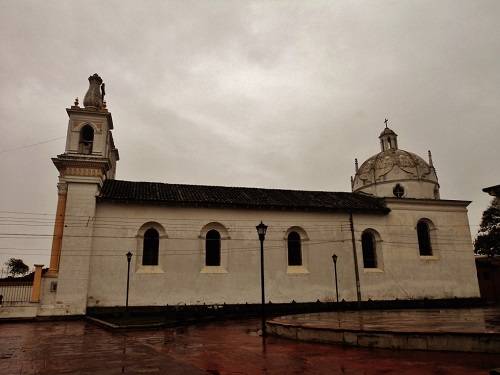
(267, 307, 500, 353)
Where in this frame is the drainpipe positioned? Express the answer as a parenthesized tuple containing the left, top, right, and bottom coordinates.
(349, 211, 362, 303)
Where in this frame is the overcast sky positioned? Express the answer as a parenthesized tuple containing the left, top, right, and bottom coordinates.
(0, 1, 499, 269)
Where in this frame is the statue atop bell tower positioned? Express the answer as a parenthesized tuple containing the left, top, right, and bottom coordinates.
(83, 73, 105, 110)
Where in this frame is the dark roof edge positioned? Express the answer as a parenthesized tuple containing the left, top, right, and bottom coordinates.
(96, 196, 390, 215)
(102, 179, 376, 195)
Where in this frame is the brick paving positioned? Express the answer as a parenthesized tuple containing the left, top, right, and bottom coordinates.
(1, 318, 500, 374)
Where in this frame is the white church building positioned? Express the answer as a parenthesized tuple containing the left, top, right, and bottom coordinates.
(37, 74, 479, 316)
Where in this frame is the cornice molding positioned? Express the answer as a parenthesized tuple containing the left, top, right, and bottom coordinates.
(52, 154, 111, 177)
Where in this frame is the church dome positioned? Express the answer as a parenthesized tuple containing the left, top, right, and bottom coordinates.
(352, 125, 440, 200)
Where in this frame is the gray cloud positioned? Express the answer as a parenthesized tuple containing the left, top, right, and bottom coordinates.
(0, 0, 499, 268)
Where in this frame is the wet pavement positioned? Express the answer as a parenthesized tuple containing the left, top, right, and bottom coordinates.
(270, 307, 500, 334)
(1, 318, 500, 374)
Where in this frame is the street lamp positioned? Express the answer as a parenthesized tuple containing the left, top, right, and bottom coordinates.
(125, 251, 132, 310)
(256, 221, 268, 337)
(332, 254, 339, 303)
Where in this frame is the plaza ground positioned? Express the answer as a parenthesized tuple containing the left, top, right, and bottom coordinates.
(268, 307, 500, 352)
(1, 317, 500, 374)
(270, 307, 500, 334)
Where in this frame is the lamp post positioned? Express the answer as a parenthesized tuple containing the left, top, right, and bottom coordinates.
(332, 254, 339, 303)
(125, 251, 132, 311)
(256, 221, 268, 337)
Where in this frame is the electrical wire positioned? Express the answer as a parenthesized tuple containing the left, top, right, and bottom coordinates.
(0, 136, 65, 155)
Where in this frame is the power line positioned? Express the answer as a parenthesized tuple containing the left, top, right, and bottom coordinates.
(0, 235, 477, 255)
(0, 209, 481, 227)
(0, 216, 481, 229)
(0, 136, 65, 155)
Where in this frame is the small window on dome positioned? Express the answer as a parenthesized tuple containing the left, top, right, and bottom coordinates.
(393, 184, 405, 198)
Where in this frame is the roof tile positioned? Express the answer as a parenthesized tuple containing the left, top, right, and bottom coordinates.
(98, 179, 389, 213)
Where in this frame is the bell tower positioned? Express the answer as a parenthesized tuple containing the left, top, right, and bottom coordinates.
(55, 73, 119, 179)
(44, 74, 119, 315)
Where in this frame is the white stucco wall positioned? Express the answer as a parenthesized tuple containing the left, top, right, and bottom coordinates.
(77, 198, 480, 309)
(353, 199, 479, 300)
(53, 182, 99, 315)
(86, 204, 354, 307)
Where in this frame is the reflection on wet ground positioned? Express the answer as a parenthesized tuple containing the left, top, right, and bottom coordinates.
(271, 307, 500, 334)
(1, 316, 500, 374)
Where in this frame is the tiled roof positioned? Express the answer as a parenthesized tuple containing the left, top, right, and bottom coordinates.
(98, 179, 389, 214)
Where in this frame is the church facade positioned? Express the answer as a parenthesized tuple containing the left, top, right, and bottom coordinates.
(38, 75, 479, 316)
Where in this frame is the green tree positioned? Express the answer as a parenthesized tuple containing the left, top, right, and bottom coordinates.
(4, 258, 29, 277)
(474, 197, 500, 257)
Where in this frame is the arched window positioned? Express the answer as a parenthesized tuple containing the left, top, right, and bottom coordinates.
(79, 125, 94, 154)
(417, 220, 432, 256)
(287, 231, 302, 266)
(361, 231, 377, 268)
(205, 229, 221, 266)
(143, 228, 159, 265)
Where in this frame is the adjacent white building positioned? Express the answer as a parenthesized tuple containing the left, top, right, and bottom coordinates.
(38, 75, 479, 316)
